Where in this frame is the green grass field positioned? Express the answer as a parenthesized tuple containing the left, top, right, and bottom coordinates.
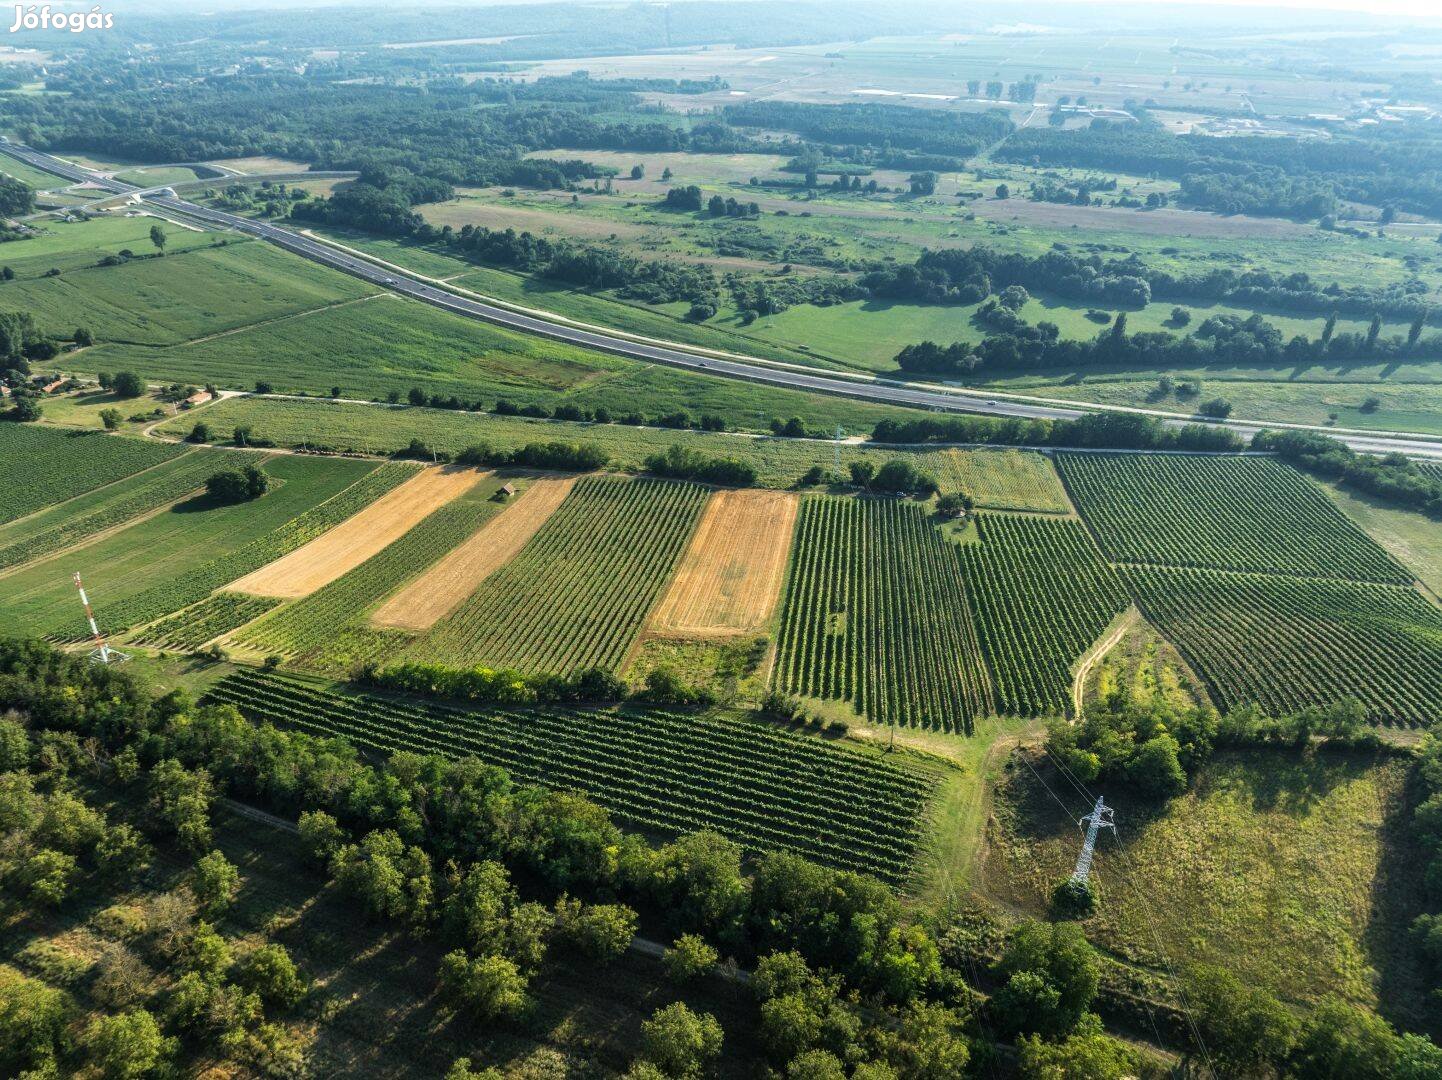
(1, 156, 64, 189)
(0, 446, 246, 572)
(0, 454, 381, 639)
(985, 749, 1427, 1027)
(14, 239, 375, 345)
(0, 214, 216, 278)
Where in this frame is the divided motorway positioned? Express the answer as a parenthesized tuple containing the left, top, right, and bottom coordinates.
(6, 140, 1442, 458)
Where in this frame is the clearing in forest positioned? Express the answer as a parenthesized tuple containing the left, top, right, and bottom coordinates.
(371, 475, 577, 631)
(230, 466, 486, 598)
(649, 488, 799, 636)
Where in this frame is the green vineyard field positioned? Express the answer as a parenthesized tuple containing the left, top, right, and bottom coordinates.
(1059, 453, 1409, 584)
(204, 669, 937, 883)
(1124, 564, 1442, 726)
(0, 427, 182, 526)
(236, 480, 508, 674)
(961, 514, 1130, 717)
(131, 592, 282, 650)
(772, 495, 993, 734)
(409, 476, 708, 673)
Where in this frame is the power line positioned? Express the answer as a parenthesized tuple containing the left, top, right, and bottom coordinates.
(1042, 746, 1215, 1075)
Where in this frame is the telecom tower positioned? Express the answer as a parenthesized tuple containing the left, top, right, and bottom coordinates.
(1070, 796, 1114, 886)
(72, 571, 129, 665)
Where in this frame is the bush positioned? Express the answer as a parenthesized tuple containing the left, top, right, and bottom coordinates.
(1050, 878, 1096, 919)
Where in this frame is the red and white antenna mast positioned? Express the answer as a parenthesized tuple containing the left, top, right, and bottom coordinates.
(72, 571, 129, 664)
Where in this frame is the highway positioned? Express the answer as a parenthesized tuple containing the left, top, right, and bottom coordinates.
(7, 139, 1442, 458)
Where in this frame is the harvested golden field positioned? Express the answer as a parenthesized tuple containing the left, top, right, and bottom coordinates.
(370, 475, 577, 631)
(649, 488, 798, 636)
(229, 466, 486, 598)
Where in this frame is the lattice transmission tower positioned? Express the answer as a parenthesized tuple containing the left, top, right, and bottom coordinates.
(1070, 796, 1115, 885)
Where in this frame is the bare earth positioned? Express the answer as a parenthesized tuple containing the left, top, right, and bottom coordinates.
(370, 475, 578, 631)
(649, 488, 799, 637)
(230, 466, 487, 599)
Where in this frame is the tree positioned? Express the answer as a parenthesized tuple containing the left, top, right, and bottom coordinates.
(298, 809, 345, 864)
(74, 326, 94, 347)
(235, 944, 307, 1009)
(1017, 1023, 1136, 1080)
(1189, 965, 1297, 1077)
(331, 828, 434, 926)
(0, 967, 72, 1072)
(552, 897, 636, 962)
(87, 1008, 173, 1080)
(1169, 307, 1191, 327)
(149, 224, 167, 252)
(664, 933, 719, 984)
(190, 850, 240, 914)
(993, 921, 1099, 1038)
(437, 950, 530, 1021)
(15, 849, 76, 907)
(935, 492, 973, 519)
(0, 714, 28, 771)
(1289, 997, 1404, 1080)
(187, 421, 210, 443)
(630, 165, 645, 179)
(205, 465, 269, 503)
(99, 407, 122, 430)
(146, 759, 214, 852)
(849, 460, 876, 489)
(111, 371, 145, 398)
(1126, 734, 1187, 798)
(9, 393, 41, 422)
(995, 183, 1010, 199)
(639, 1002, 723, 1078)
(1198, 397, 1233, 419)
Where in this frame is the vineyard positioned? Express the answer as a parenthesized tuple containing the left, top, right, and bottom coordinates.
(1058, 453, 1409, 584)
(408, 476, 708, 673)
(131, 593, 282, 650)
(1124, 565, 1442, 726)
(0, 449, 241, 572)
(928, 449, 1072, 513)
(203, 669, 938, 883)
(772, 495, 993, 734)
(0, 427, 182, 525)
(235, 481, 507, 674)
(960, 514, 1130, 717)
(80, 462, 419, 638)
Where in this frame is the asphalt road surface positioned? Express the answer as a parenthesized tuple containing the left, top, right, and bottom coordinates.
(7, 140, 1442, 458)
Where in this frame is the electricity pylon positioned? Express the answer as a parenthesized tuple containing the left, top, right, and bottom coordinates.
(1070, 796, 1114, 885)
